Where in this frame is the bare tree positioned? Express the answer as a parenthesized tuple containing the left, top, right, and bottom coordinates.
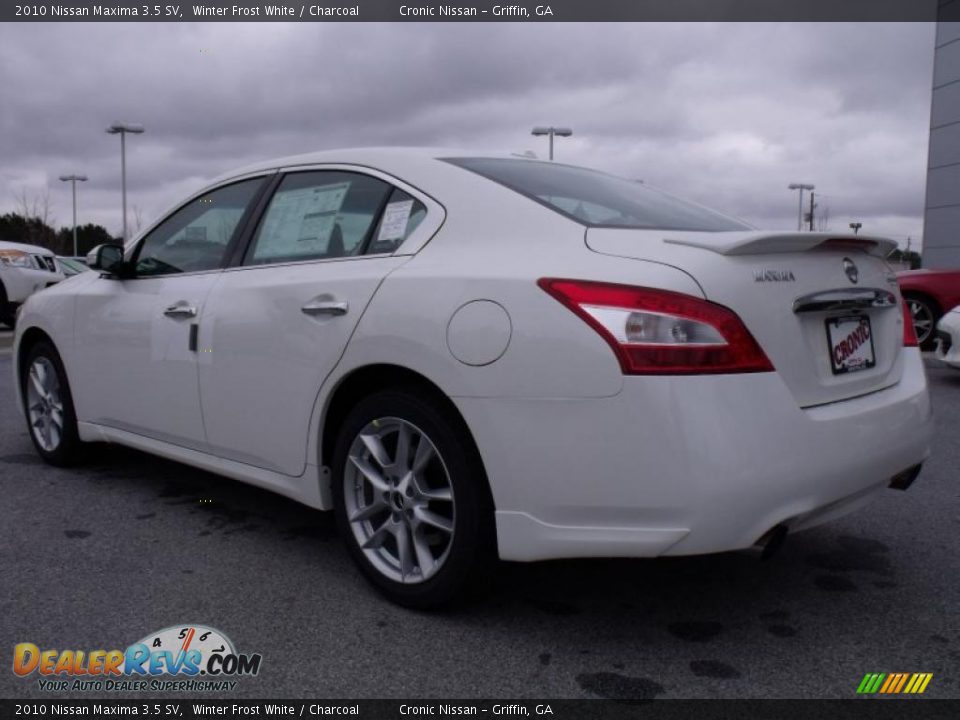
(13, 186, 55, 228)
(816, 202, 830, 232)
(11, 186, 60, 251)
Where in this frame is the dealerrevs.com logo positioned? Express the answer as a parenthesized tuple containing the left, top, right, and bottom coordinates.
(13, 624, 262, 692)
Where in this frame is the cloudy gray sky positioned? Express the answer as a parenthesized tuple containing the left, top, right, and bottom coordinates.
(0, 22, 935, 246)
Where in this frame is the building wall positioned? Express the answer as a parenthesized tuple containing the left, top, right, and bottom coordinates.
(926, 8, 960, 268)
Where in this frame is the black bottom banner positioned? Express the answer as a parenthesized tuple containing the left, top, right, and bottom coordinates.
(2, 699, 959, 720)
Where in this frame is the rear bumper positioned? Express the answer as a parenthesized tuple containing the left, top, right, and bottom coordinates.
(457, 349, 933, 561)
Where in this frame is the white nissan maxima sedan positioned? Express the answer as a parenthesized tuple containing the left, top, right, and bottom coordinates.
(13, 148, 933, 607)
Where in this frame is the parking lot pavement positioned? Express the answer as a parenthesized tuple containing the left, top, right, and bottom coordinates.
(1, 354, 958, 701)
(0, 330, 12, 353)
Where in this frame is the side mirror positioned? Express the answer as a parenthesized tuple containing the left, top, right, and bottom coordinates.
(86, 244, 126, 275)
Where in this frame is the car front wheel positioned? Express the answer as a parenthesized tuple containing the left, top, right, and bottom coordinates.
(21, 340, 84, 466)
(332, 388, 493, 608)
(0, 283, 14, 328)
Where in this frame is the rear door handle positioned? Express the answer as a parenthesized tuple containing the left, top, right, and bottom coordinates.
(301, 299, 349, 317)
(164, 303, 198, 318)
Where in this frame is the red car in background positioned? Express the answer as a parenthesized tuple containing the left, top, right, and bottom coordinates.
(897, 269, 960, 348)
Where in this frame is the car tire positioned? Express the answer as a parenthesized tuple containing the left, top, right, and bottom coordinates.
(0, 282, 14, 329)
(904, 293, 939, 350)
(331, 387, 495, 608)
(20, 340, 85, 466)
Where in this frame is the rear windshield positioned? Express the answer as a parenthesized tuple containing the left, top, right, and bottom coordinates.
(445, 157, 751, 232)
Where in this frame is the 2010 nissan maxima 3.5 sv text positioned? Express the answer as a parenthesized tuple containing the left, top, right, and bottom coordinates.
(12, 148, 933, 607)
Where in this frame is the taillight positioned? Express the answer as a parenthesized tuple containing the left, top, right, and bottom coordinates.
(539, 278, 774, 375)
(902, 299, 919, 347)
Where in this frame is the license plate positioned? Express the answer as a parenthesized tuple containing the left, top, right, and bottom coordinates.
(826, 315, 875, 375)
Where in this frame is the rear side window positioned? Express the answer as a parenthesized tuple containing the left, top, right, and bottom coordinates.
(366, 189, 427, 254)
(245, 171, 392, 265)
(445, 157, 751, 232)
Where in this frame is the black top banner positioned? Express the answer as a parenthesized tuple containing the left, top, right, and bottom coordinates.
(0, 0, 946, 22)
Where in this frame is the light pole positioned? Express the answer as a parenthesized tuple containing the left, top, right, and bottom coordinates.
(849, 222, 862, 235)
(788, 183, 814, 231)
(106, 122, 145, 242)
(58, 174, 88, 257)
(531, 126, 572, 161)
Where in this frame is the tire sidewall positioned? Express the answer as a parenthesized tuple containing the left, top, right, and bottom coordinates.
(331, 388, 491, 608)
(0, 281, 13, 328)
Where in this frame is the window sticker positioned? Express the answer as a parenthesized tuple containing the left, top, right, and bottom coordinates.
(377, 200, 415, 241)
(256, 182, 350, 258)
(298, 211, 331, 244)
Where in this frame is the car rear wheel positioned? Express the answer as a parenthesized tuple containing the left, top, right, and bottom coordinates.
(21, 340, 84, 466)
(905, 294, 938, 349)
(332, 388, 493, 608)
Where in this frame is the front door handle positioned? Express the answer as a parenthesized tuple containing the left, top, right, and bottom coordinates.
(301, 299, 349, 317)
(164, 303, 197, 318)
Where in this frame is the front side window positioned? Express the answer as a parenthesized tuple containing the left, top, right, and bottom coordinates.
(445, 157, 752, 232)
(245, 171, 393, 266)
(134, 177, 264, 277)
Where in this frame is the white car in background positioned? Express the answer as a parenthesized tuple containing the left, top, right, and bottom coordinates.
(11, 148, 934, 607)
(0, 240, 64, 328)
(935, 307, 960, 368)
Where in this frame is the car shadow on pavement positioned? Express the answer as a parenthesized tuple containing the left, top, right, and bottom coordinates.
(7, 432, 950, 700)
(76, 442, 337, 542)
(69, 441, 897, 624)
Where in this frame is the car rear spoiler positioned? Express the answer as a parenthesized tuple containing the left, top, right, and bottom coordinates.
(663, 232, 898, 258)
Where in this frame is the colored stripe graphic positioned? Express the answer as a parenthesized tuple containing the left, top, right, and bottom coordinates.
(856, 673, 885, 694)
(893, 673, 909, 693)
(879, 674, 896, 694)
(857, 673, 933, 694)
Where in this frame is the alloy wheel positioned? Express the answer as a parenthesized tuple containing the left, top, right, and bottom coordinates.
(907, 298, 935, 346)
(343, 417, 455, 584)
(26, 357, 64, 452)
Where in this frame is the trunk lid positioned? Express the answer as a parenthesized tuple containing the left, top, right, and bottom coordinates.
(586, 229, 906, 408)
